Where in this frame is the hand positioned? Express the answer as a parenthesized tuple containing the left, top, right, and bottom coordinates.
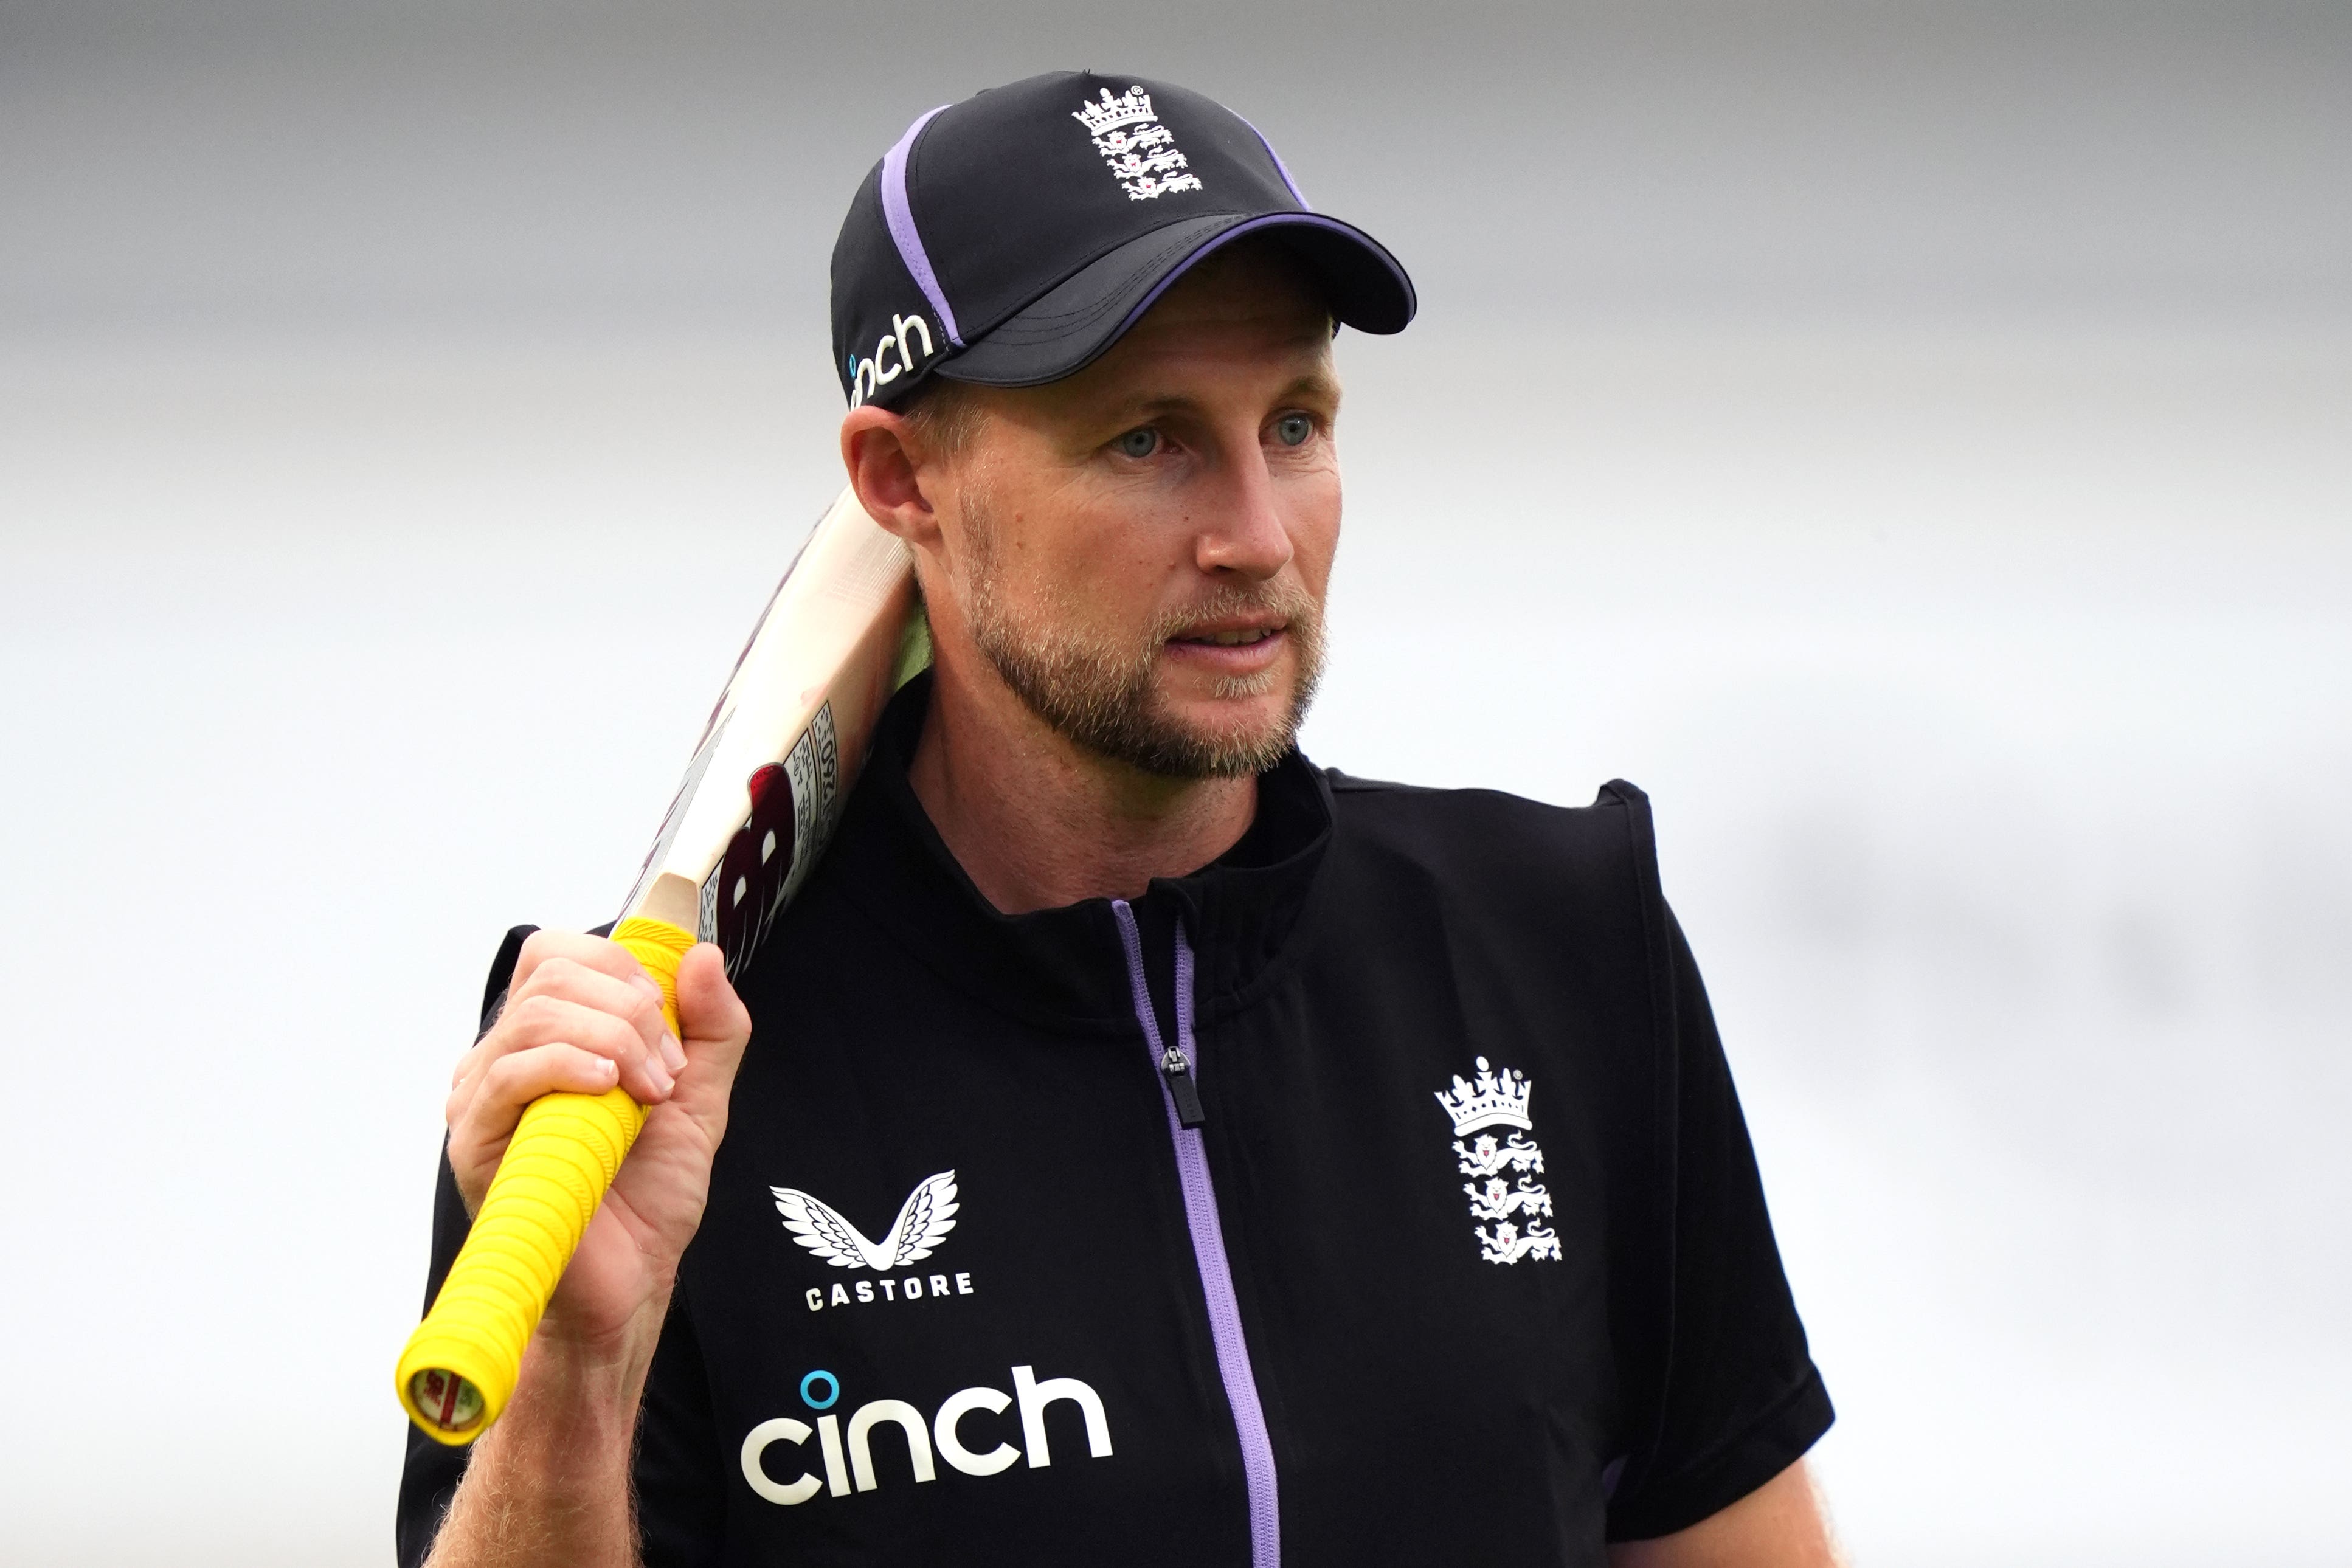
(444, 930, 753, 1353)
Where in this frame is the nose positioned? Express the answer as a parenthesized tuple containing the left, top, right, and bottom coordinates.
(1192, 443, 1295, 582)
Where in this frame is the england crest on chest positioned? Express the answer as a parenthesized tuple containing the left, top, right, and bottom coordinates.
(1433, 1058, 1562, 1265)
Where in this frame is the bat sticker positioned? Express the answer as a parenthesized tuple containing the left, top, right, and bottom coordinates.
(699, 702, 845, 978)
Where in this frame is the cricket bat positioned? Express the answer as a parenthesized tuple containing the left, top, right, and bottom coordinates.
(396, 487, 924, 1444)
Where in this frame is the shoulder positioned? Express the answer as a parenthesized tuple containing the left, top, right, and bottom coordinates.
(1322, 767, 1658, 891)
(1313, 767, 1670, 973)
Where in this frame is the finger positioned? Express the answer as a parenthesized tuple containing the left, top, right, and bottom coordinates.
(448, 1043, 624, 1214)
(479, 991, 674, 1107)
(510, 927, 659, 996)
(507, 955, 675, 1068)
(448, 954, 675, 1131)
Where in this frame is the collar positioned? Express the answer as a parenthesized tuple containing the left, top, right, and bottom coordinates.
(817, 671, 1334, 1037)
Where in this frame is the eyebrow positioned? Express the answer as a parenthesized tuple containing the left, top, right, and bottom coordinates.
(1097, 368, 1344, 427)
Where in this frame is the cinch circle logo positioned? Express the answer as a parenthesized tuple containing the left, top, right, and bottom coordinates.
(739, 1364, 1113, 1508)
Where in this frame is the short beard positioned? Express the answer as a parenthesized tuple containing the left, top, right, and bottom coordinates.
(958, 488, 1326, 779)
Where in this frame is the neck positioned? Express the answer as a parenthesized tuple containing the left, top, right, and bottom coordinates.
(907, 653, 1259, 915)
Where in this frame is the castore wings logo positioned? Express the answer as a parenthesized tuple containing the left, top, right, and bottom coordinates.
(772, 1170, 960, 1271)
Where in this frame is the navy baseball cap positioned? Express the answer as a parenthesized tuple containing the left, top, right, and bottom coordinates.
(830, 70, 1416, 409)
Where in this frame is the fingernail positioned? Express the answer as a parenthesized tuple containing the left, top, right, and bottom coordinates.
(634, 975, 663, 998)
(659, 1033, 686, 1074)
(648, 1061, 675, 1097)
(595, 1056, 618, 1080)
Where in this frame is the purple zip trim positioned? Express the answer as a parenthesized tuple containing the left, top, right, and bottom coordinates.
(880, 105, 964, 347)
(1111, 900, 1280, 1568)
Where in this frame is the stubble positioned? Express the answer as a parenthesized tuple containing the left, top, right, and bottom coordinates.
(957, 487, 1327, 779)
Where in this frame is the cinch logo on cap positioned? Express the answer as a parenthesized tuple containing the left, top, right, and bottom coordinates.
(846, 309, 939, 408)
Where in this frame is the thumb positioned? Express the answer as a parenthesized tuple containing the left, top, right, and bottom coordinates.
(674, 942, 753, 1061)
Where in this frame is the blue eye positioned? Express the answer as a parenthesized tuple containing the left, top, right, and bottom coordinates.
(1115, 428, 1159, 459)
(1273, 414, 1313, 447)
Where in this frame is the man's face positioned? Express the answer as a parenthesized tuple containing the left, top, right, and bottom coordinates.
(925, 245, 1342, 778)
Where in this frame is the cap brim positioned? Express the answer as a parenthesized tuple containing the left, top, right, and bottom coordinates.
(938, 211, 1416, 390)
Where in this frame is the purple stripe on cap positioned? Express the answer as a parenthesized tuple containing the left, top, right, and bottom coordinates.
(880, 105, 964, 347)
(1234, 111, 1309, 208)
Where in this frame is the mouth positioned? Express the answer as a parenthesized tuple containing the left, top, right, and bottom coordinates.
(1169, 618, 1287, 648)
(1162, 616, 1290, 683)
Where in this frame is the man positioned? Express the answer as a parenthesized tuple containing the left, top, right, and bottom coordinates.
(400, 71, 1839, 1567)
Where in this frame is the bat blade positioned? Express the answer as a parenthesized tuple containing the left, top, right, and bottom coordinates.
(620, 486, 923, 970)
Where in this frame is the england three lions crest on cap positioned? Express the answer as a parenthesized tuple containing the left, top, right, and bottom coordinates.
(1073, 86, 1205, 202)
(1434, 1059, 1562, 1265)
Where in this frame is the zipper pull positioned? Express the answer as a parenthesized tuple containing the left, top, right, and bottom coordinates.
(1161, 1047, 1206, 1128)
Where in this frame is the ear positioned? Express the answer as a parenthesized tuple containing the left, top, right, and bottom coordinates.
(841, 404, 941, 550)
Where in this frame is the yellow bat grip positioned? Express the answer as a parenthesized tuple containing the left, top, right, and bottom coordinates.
(395, 916, 695, 1444)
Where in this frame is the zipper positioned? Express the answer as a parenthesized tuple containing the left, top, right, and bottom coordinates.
(1110, 899, 1279, 1568)
(1161, 1046, 1207, 1128)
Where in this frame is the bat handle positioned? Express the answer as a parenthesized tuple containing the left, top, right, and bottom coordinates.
(393, 916, 695, 1444)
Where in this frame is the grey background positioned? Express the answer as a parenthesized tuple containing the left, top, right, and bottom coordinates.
(2, 2, 2347, 1564)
